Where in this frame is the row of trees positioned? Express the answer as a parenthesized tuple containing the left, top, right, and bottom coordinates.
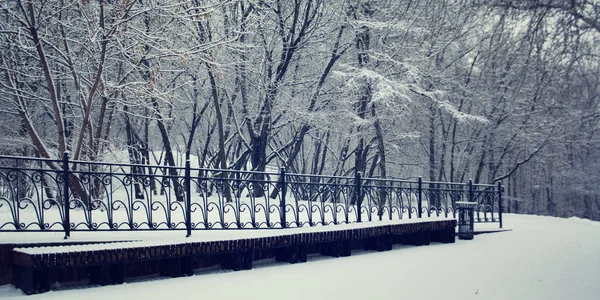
(1, 0, 599, 220)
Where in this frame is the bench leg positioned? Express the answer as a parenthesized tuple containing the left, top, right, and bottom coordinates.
(321, 240, 353, 258)
(160, 258, 182, 278)
(90, 265, 111, 286)
(276, 245, 307, 264)
(341, 240, 352, 257)
(364, 236, 392, 252)
(444, 228, 456, 243)
(35, 269, 52, 294)
(429, 228, 455, 244)
(181, 256, 194, 276)
(420, 232, 431, 246)
(34, 269, 51, 294)
(223, 251, 253, 271)
(13, 266, 34, 295)
(110, 263, 126, 284)
(298, 244, 308, 262)
(320, 242, 337, 258)
(242, 250, 253, 270)
(403, 232, 430, 246)
(429, 229, 440, 243)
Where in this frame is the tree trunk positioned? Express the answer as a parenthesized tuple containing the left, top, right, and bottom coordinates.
(207, 64, 231, 202)
(152, 98, 184, 203)
(428, 104, 439, 209)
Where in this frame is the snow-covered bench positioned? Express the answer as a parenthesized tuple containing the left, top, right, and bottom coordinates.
(12, 219, 456, 295)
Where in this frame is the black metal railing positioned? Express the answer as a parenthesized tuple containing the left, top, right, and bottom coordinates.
(0, 153, 503, 238)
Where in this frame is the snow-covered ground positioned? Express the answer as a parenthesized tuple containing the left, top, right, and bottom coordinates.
(1, 214, 598, 300)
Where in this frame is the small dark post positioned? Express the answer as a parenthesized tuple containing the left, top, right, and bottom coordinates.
(279, 167, 287, 228)
(417, 177, 423, 218)
(355, 171, 363, 223)
(456, 201, 476, 240)
(185, 159, 192, 237)
(62, 151, 71, 239)
(498, 181, 503, 229)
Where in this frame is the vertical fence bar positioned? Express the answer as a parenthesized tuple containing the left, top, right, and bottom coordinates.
(333, 179, 339, 225)
(378, 181, 384, 221)
(62, 151, 70, 239)
(319, 176, 325, 225)
(407, 183, 412, 219)
(468, 179, 475, 222)
(14, 158, 20, 229)
(468, 179, 473, 203)
(294, 176, 301, 227)
(109, 165, 114, 230)
(388, 181, 393, 221)
(486, 188, 491, 222)
(498, 181, 503, 229)
(38, 160, 44, 230)
(355, 171, 362, 223)
(417, 177, 422, 218)
(185, 159, 192, 237)
(280, 167, 287, 228)
(443, 184, 449, 218)
(203, 170, 209, 230)
(129, 163, 135, 229)
(86, 163, 92, 229)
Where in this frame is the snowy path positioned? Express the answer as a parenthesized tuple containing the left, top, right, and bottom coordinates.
(1, 214, 599, 300)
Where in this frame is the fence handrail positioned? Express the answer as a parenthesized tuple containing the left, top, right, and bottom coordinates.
(0, 155, 499, 188)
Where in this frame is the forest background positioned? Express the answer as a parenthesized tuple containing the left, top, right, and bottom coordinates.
(1, 0, 599, 220)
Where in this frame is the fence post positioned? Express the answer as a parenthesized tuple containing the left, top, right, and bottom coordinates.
(417, 177, 422, 218)
(468, 179, 473, 203)
(185, 159, 192, 237)
(62, 151, 70, 240)
(498, 181, 503, 229)
(280, 167, 287, 228)
(355, 171, 363, 223)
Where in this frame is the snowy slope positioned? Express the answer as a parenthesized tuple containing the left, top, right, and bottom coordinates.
(1, 214, 599, 300)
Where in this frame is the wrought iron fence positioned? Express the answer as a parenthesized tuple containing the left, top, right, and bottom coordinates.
(0, 153, 503, 238)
